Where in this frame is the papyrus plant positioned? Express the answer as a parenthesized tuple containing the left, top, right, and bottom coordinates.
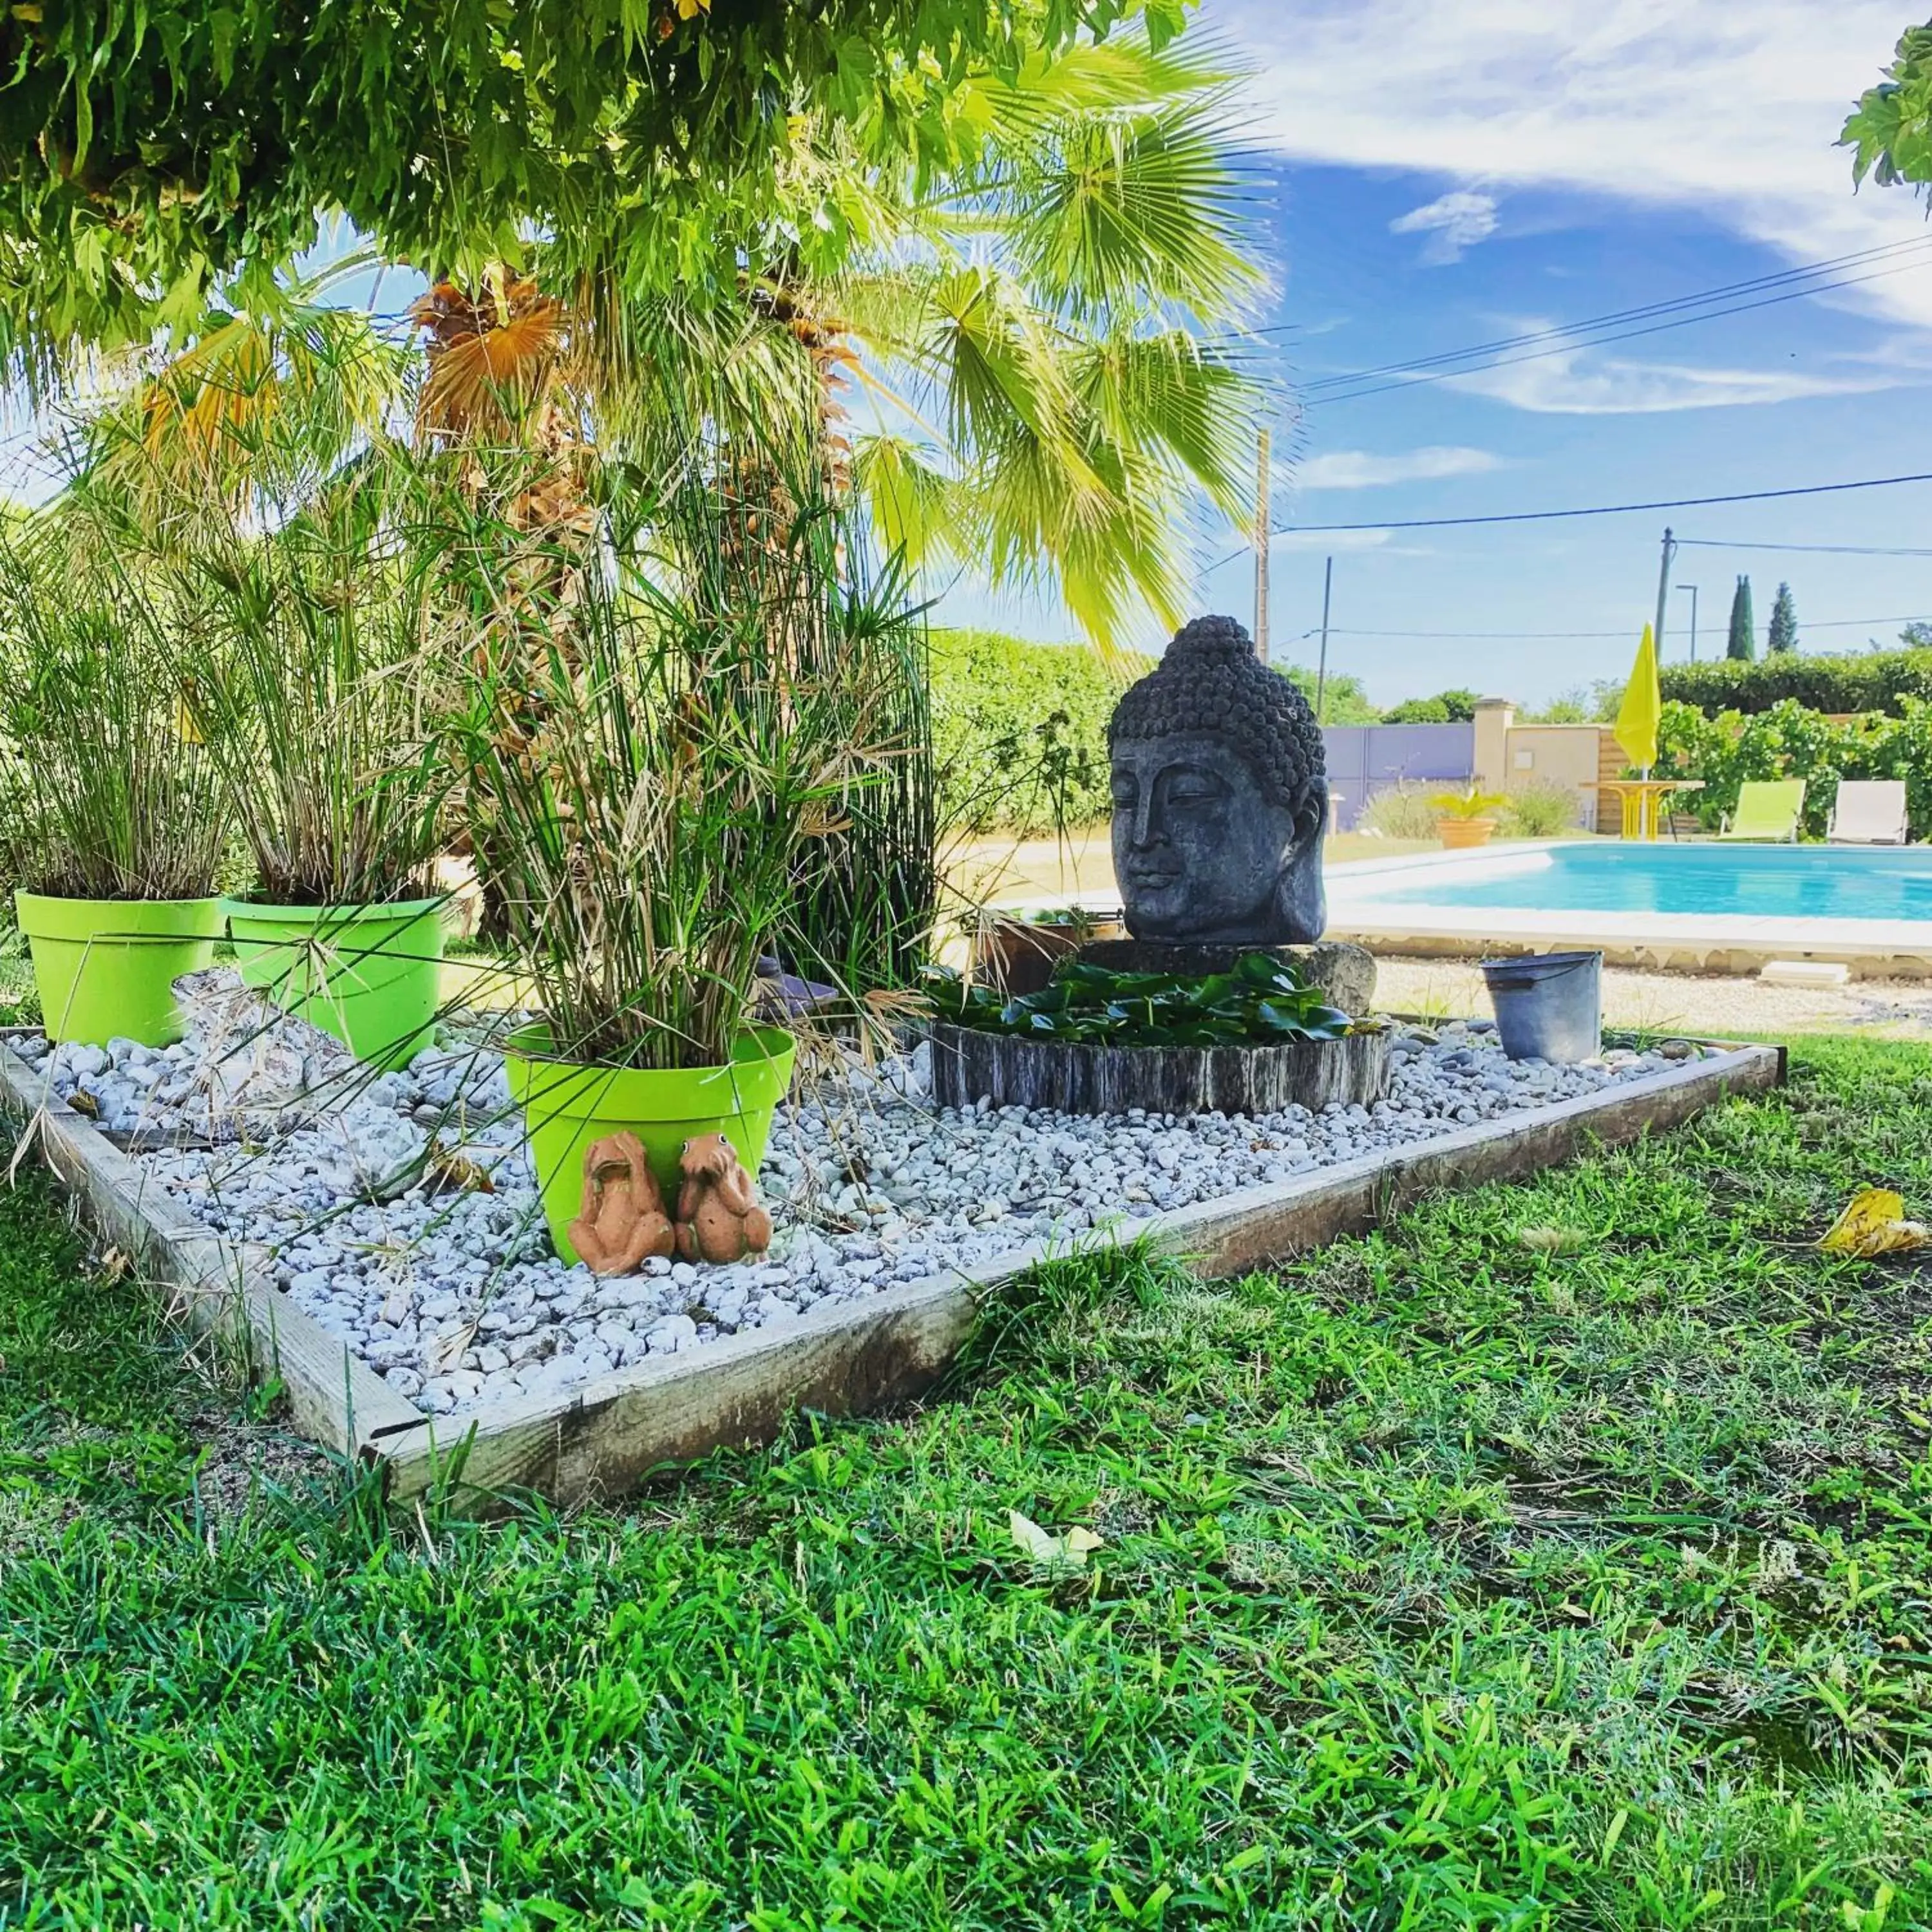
(174, 502, 459, 907)
(432, 438, 918, 1070)
(0, 528, 225, 902)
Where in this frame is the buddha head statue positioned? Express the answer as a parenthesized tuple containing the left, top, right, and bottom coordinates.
(1107, 615, 1329, 945)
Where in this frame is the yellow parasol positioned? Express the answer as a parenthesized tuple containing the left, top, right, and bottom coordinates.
(1615, 622, 1661, 775)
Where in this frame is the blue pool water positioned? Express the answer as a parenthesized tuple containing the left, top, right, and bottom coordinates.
(1345, 844, 1932, 923)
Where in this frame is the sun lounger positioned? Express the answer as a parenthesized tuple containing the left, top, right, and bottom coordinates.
(1826, 779, 1909, 846)
(1717, 779, 1804, 843)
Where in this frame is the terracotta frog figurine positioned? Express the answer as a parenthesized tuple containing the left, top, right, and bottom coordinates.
(674, 1133, 774, 1264)
(568, 1131, 676, 1275)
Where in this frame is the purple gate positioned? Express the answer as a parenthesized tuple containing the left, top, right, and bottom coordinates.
(1321, 724, 1475, 831)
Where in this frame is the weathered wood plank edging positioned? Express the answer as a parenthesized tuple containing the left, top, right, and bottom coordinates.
(379, 1041, 1783, 1510)
(0, 1021, 1782, 1510)
(0, 1036, 421, 1457)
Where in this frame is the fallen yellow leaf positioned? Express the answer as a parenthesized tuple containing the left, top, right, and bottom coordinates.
(1517, 1225, 1587, 1255)
(1819, 1186, 1932, 1258)
(1009, 1510, 1104, 1571)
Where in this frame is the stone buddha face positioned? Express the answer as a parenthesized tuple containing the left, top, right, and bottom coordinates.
(1110, 734, 1327, 945)
(1106, 614, 1331, 947)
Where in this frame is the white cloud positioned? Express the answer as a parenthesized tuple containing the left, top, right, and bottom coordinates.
(1390, 189, 1499, 263)
(1220, 0, 1932, 327)
(1445, 343, 1898, 413)
(1294, 444, 1504, 488)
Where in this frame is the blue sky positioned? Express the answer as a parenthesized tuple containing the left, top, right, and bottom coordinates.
(943, 0, 1932, 706)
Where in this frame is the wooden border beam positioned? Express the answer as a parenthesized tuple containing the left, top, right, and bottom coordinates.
(0, 1027, 1782, 1510)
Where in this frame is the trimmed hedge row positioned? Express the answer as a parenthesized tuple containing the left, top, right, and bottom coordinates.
(1654, 697, 1932, 840)
(1658, 647, 1932, 718)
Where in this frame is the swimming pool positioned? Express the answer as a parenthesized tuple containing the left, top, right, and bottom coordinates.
(1324, 841, 1932, 978)
(1343, 843, 1932, 923)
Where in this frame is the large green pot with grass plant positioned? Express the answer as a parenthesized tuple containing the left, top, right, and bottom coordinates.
(440, 419, 913, 1268)
(220, 896, 448, 1068)
(507, 1025, 797, 1265)
(181, 513, 457, 1070)
(0, 533, 226, 1047)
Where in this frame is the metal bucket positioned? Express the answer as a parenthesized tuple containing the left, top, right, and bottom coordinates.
(1479, 950, 1602, 1062)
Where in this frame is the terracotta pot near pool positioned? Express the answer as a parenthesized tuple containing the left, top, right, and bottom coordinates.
(1436, 817, 1498, 851)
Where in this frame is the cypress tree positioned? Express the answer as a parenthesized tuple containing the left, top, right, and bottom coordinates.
(1727, 574, 1756, 661)
(1768, 581, 1799, 654)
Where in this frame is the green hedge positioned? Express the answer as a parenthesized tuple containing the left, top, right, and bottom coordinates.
(1658, 647, 1932, 717)
(931, 630, 1375, 834)
(1654, 696, 1932, 838)
(930, 629, 1143, 836)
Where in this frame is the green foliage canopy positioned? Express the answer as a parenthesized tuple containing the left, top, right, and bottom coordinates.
(1381, 687, 1480, 724)
(0, 0, 1172, 377)
(1842, 21, 1932, 189)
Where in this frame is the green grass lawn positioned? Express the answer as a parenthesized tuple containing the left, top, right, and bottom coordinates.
(5, 1038, 1932, 1928)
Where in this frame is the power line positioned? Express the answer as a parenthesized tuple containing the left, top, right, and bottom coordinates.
(1302, 257, 1932, 408)
(1262, 468, 1932, 538)
(1222, 234, 1932, 360)
(1195, 467, 1932, 580)
(1676, 536, 1932, 558)
(1317, 614, 1931, 641)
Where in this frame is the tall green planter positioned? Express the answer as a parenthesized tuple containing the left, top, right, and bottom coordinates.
(506, 1025, 796, 1267)
(221, 896, 447, 1069)
(15, 890, 222, 1048)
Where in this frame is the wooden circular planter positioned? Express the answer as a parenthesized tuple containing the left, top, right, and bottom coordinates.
(929, 1021, 1390, 1117)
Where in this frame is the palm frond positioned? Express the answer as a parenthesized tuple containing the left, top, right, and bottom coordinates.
(853, 431, 961, 569)
(1072, 328, 1260, 524)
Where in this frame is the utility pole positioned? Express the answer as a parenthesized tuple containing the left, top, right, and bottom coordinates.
(1315, 554, 1334, 723)
(1652, 525, 1677, 659)
(1676, 581, 1700, 663)
(1254, 424, 1271, 661)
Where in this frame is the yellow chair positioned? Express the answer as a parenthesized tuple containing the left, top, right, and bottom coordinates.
(1717, 779, 1804, 842)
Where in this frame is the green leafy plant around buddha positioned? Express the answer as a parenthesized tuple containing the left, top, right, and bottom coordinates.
(925, 951, 1352, 1048)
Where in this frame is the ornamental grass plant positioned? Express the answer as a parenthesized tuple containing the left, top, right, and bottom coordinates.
(174, 501, 459, 908)
(430, 435, 920, 1072)
(0, 527, 225, 902)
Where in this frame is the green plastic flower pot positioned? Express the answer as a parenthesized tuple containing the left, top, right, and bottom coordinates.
(220, 896, 448, 1069)
(506, 1025, 796, 1267)
(14, 890, 222, 1048)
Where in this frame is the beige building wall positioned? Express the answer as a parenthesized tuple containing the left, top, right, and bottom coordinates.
(1472, 699, 1606, 833)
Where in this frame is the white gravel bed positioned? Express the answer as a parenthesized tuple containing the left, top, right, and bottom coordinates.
(8, 990, 1712, 1418)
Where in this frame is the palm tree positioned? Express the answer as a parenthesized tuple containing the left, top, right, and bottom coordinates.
(385, 31, 1261, 656)
(59, 249, 409, 541)
(800, 32, 1262, 654)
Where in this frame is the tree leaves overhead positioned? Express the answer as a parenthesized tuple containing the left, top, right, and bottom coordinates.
(1842, 22, 1932, 189)
(829, 28, 1264, 652)
(61, 249, 408, 536)
(0, 0, 1158, 381)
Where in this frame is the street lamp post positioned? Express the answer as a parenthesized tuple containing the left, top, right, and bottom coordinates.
(1675, 582, 1700, 663)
